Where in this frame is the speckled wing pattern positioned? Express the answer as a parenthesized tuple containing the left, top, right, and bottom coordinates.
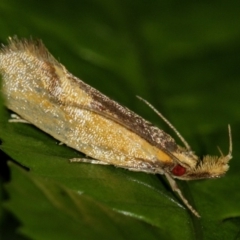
(69, 75, 179, 153)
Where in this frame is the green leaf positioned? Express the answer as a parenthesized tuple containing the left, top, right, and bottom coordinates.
(4, 163, 168, 240)
(1, 0, 240, 239)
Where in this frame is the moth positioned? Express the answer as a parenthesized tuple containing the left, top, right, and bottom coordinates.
(0, 37, 232, 217)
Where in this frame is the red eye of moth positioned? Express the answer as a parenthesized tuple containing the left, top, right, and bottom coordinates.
(171, 164, 186, 176)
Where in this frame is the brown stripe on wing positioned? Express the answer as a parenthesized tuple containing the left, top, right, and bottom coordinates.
(71, 75, 178, 154)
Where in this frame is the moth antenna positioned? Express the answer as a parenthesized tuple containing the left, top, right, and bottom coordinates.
(136, 96, 191, 150)
(218, 125, 232, 159)
(227, 124, 232, 158)
(217, 146, 224, 157)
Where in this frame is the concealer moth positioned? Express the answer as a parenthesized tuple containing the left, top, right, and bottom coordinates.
(0, 37, 233, 217)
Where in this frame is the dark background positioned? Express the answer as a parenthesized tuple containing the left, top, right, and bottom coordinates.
(0, 1, 240, 239)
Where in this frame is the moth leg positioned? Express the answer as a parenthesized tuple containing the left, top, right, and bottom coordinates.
(9, 114, 30, 124)
(69, 158, 110, 165)
(165, 173, 200, 218)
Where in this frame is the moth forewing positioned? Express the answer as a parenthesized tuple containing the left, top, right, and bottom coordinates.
(0, 37, 232, 218)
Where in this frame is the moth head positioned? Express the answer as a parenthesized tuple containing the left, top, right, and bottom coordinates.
(169, 125, 232, 180)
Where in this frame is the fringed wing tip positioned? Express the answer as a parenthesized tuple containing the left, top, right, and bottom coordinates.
(0, 36, 58, 65)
